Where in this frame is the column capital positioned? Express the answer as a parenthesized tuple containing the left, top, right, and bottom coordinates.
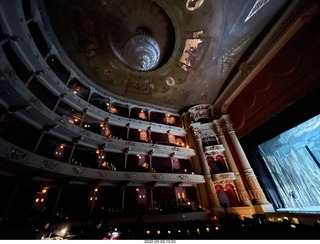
(193, 130, 202, 139)
(216, 124, 225, 137)
(222, 114, 234, 133)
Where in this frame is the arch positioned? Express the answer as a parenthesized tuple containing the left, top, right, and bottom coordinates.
(215, 155, 228, 173)
(225, 184, 240, 207)
(207, 156, 221, 174)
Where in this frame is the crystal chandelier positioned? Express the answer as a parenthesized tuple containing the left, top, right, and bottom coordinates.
(124, 28, 161, 71)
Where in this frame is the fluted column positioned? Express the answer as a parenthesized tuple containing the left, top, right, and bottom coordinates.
(222, 114, 269, 204)
(214, 120, 251, 206)
(193, 129, 220, 208)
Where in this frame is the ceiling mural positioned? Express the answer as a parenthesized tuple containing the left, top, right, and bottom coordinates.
(44, 0, 290, 110)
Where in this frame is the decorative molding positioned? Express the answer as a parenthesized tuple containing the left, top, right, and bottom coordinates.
(178, 175, 189, 181)
(125, 172, 137, 179)
(98, 170, 110, 178)
(72, 166, 86, 175)
(152, 173, 163, 180)
(11, 148, 26, 160)
(43, 160, 58, 169)
(204, 145, 224, 153)
(193, 130, 202, 139)
(212, 172, 235, 181)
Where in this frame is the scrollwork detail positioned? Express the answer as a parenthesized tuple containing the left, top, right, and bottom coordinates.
(152, 173, 163, 180)
(43, 160, 58, 169)
(11, 148, 26, 160)
(178, 175, 188, 181)
(98, 170, 110, 178)
(125, 172, 136, 179)
(72, 167, 86, 175)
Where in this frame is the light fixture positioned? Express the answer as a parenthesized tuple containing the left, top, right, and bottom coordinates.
(124, 27, 161, 71)
(166, 77, 175, 87)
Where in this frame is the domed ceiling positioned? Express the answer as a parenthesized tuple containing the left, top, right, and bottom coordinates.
(44, 0, 289, 110)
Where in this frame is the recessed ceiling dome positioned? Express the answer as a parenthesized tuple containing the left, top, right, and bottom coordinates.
(106, 0, 175, 72)
(124, 28, 161, 71)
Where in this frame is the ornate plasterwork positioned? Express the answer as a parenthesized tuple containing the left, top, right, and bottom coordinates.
(178, 175, 189, 181)
(152, 173, 163, 180)
(98, 170, 110, 178)
(233, 173, 251, 202)
(203, 145, 224, 154)
(72, 166, 86, 175)
(125, 172, 137, 179)
(212, 172, 236, 183)
(11, 148, 26, 160)
(43, 160, 58, 169)
(244, 168, 267, 201)
(193, 130, 202, 139)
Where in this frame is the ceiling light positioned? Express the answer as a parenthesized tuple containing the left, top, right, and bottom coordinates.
(186, 0, 204, 11)
(124, 31, 160, 71)
(166, 77, 175, 86)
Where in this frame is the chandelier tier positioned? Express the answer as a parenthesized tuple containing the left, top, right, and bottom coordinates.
(124, 33, 161, 71)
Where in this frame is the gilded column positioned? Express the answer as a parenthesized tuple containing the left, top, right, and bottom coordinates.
(193, 129, 220, 208)
(222, 114, 269, 204)
(214, 119, 251, 206)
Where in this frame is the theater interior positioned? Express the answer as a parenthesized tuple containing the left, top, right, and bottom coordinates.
(0, 0, 320, 240)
